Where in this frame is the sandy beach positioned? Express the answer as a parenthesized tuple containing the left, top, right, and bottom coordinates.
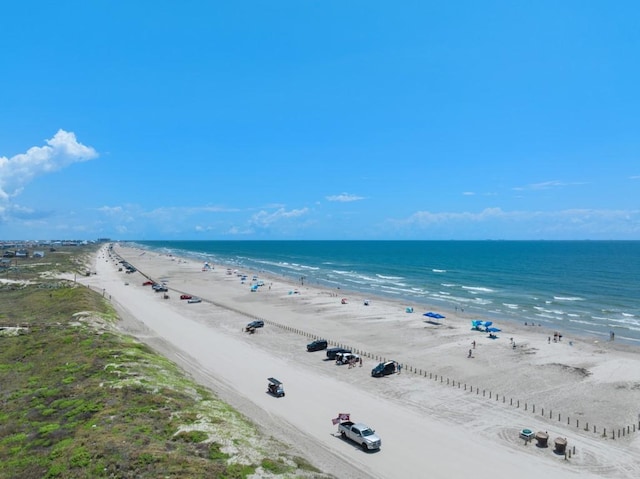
(76, 243, 640, 479)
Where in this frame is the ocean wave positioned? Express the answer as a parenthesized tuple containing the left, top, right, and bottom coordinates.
(431, 293, 471, 304)
(606, 317, 640, 327)
(534, 306, 553, 313)
(432, 269, 447, 273)
(410, 287, 429, 294)
(377, 274, 404, 280)
(378, 286, 405, 296)
(331, 269, 352, 276)
(553, 296, 585, 301)
(462, 286, 495, 293)
(567, 318, 599, 326)
(502, 303, 519, 310)
(332, 270, 386, 285)
(297, 264, 320, 271)
(472, 298, 493, 305)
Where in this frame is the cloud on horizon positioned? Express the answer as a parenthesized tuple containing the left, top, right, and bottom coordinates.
(390, 207, 640, 238)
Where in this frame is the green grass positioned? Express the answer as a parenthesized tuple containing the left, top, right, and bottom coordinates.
(0, 244, 332, 479)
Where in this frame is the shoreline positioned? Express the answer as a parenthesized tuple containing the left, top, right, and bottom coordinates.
(128, 240, 640, 347)
(79, 243, 640, 478)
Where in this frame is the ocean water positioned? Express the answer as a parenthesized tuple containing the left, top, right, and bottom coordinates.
(132, 240, 640, 345)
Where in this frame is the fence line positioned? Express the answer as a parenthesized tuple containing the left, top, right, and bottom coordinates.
(257, 317, 639, 440)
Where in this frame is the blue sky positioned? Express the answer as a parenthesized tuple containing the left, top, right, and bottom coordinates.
(1, 1, 639, 240)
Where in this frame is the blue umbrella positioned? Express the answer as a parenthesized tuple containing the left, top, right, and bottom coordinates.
(423, 312, 436, 318)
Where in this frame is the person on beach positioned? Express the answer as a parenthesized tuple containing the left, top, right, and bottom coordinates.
(359, 357, 363, 367)
(468, 349, 472, 358)
(472, 340, 476, 349)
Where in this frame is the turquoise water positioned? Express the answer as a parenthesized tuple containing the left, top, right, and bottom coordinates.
(132, 240, 640, 345)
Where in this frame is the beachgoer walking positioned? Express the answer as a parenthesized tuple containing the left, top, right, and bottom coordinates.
(472, 340, 476, 349)
(468, 349, 472, 358)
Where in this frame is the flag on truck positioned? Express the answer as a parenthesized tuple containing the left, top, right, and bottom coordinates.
(331, 413, 350, 425)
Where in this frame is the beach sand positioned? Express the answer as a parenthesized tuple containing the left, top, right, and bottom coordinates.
(77, 244, 640, 479)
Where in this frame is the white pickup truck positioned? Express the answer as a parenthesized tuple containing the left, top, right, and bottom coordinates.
(338, 421, 382, 450)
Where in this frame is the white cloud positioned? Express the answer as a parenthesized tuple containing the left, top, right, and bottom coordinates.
(326, 193, 365, 202)
(462, 191, 475, 196)
(512, 180, 586, 191)
(250, 207, 309, 227)
(390, 207, 640, 238)
(0, 129, 98, 201)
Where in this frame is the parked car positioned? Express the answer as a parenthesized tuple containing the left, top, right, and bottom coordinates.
(247, 320, 264, 329)
(142, 281, 154, 286)
(371, 360, 397, 377)
(307, 339, 328, 352)
(335, 352, 360, 365)
(187, 297, 202, 303)
(180, 294, 193, 300)
(326, 347, 351, 360)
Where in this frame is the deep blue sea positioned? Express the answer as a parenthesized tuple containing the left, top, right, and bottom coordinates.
(132, 241, 640, 345)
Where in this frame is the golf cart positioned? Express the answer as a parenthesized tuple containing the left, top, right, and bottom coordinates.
(267, 377, 285, 397)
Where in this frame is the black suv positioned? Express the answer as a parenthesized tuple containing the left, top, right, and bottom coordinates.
(326, 347, 351, 360)
(307, 339, 328, 352)
(247, 320, 264, 329)
(371, 360, 397, 377)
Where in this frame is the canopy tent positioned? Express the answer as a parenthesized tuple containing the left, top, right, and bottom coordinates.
(424, 312, 446, 319)
(471, 320, 501, 332)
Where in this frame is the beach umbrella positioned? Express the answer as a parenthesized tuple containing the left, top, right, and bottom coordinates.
(423, 312, 436, 318)
(433, 313, 446, 319)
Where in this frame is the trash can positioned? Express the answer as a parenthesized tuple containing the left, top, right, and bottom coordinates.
(535, 431, 549, 447)
(554, 437, 567, 454)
